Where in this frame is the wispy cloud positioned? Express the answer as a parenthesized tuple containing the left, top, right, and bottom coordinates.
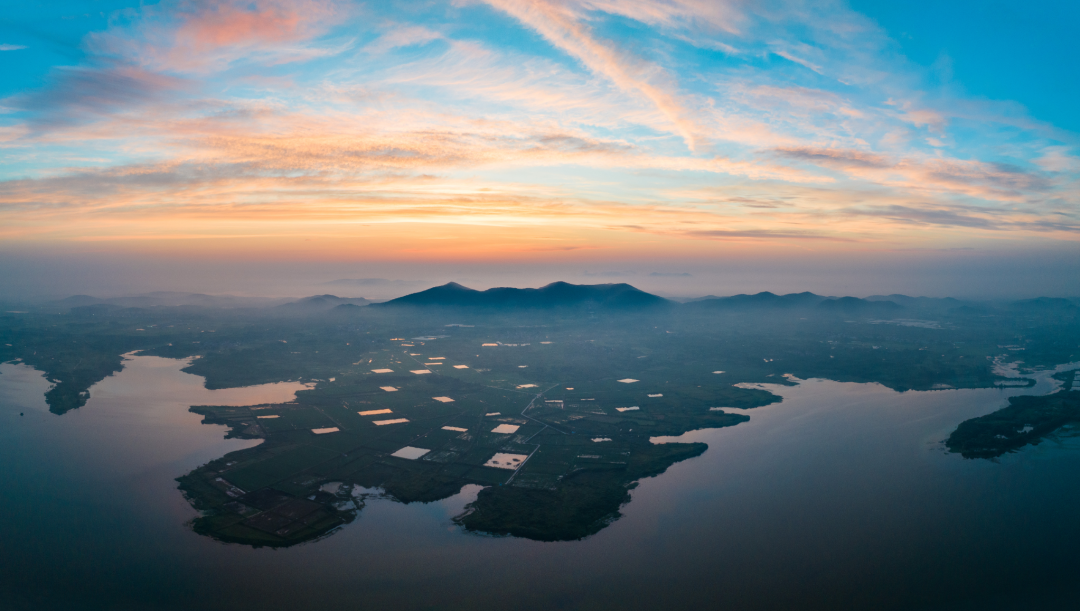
(0, 0, 1075, 262)
(87, 0, 349, 73)
(774, 146, 1051, 201)
(592, 0, 743, 29)
(482, 0, 703, 150)
(363, 25, 444, 54)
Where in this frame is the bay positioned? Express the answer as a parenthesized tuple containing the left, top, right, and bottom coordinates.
(1, 355, 1077, 610)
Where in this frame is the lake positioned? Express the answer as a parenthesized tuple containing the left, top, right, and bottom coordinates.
(1, 354, 1078, 610)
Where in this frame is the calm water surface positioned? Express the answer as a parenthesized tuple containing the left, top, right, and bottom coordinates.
(1, 355, 1078, 610)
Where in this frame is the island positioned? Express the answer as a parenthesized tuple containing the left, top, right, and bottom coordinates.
(2, 282, 1078, 544)
(178, 329, 775, 545)
(946, 370, 1079, 459)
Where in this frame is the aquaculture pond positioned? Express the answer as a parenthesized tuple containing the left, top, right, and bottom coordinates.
(2, 355, 1079, 610)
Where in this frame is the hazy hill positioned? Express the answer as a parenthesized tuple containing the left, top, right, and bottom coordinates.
(686, 291, 905, 313)
(274, 295, 372, 312)
(319, 278, 427, 299)
(374, 281, 670, 309)
(686, 291, 826, 309)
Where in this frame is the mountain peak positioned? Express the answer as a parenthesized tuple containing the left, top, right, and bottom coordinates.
(376, 282, 668, 309)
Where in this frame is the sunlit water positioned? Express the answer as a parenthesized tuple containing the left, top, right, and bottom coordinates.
(1, 355, 1078, 610)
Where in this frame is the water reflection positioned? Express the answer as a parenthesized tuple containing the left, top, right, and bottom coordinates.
(1, 357, 1079, 610)
(0, 354, 311, 481)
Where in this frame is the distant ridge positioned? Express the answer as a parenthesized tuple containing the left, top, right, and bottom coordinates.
(687, 291, 902, 312)
(686, 291, 826, 309)
(865, 294, 961, 306)
(275, 295, 371, 312)
(374, 281, 669, 309)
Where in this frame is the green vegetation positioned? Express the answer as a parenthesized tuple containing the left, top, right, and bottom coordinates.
(946, 371, 1080, 459)
(2, 289, 1078, 543)
(174, 338, 761, 545)
(455, 441, 707, 540)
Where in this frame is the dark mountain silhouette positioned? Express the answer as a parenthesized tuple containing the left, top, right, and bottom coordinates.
(374, 282, 669, 309)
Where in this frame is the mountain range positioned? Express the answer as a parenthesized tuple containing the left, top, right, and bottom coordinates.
(684, 291, 905, 313)
(273, 295, 372, 312)
(45, 285, 1078, 314)
(371, 281, 670, 309)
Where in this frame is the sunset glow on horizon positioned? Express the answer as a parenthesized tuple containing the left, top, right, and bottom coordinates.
(1, 0, 1077, 298)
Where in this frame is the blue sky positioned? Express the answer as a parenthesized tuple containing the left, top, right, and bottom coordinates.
(852, 0, 1080, 132)
(0, 0, 1077, 298)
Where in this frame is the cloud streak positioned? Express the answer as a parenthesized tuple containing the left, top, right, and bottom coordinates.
(0, 0, 1075, 265)
(483, 0, 703, 150)
(87, 0, 348, 73)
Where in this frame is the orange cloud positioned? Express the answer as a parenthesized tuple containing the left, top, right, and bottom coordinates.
(88, 0, 346, 73)
(178, 4, 301, 47)
(2, 0, 1074, 270)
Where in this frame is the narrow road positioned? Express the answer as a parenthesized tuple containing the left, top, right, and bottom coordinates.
(505, 383, 566, 485)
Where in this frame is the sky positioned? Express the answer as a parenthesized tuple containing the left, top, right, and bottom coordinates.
(0, 0, 1077, 300)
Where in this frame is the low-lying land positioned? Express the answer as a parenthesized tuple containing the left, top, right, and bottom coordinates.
(946, 370, 1079, 459)
(178, 336, 771, 545)
(2, 283, 1078, 544)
